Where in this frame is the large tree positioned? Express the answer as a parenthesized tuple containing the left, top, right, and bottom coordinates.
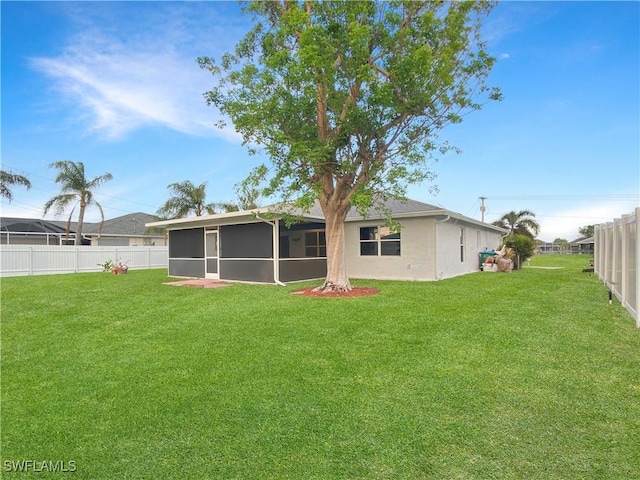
(157, 180, 217, 218)
(579, 225, 594, 238)
(492, 210, 540, 239)
(199, 1, 501, 291)
(44, 161, 113, 244)
(1, 170, 31, 202)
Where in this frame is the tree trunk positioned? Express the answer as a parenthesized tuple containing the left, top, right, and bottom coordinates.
(316, 200, 351, 292)
(76, 201, 86, 246)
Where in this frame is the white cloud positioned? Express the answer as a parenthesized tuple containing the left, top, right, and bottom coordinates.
(484, 2, 558, 46)
(29, 4, 243, 142)
(537, 200, 638, 242)
(499, 53, 510, 59)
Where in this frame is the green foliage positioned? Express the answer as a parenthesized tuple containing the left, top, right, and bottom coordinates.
(492, 209, 540, 238)
(43, 161, 113, 240)
(0, 170, 31, 202)
(97, 259, 115, 272)
(504, 233, 536, 269)
(234, 167, 265, 210)
(156, 180, 217, 218)
(198, 0, 501, 214)
(2, 266, 638, 478)
(199, 0, 502, 288)
(579, 225, 595, 238)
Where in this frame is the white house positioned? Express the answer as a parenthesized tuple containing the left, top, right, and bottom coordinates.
(146, 198, 507, 284)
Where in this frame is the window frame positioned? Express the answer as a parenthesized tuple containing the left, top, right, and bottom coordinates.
(304, 230, 326, 258)
(359, 225, 401, 257)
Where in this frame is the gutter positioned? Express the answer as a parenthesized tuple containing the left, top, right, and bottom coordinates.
(433, 215, 450, 280)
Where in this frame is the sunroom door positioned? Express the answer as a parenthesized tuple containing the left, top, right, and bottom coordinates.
(205, 230, 219, 279)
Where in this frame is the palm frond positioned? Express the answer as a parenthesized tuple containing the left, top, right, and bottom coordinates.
(0, 170, 31, 201)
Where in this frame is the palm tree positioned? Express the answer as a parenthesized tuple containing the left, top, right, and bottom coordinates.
(157, 180, 217, 219)
(216, 201, 240, 213)
(235, 167, 264, 210)
(1, 170, 31, 202)
(44, 161, 113, 244)
(492, 209, 540, 238)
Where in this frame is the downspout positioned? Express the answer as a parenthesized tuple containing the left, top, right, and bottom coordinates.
(434, 215, 450, 281)
(255, 214, 287, 286)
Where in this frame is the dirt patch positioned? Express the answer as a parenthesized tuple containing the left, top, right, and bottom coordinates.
(292, 286, 380, 298)
(164, 279, 231, 289)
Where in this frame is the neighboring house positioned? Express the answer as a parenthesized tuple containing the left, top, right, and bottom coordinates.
(570, 236, 594, 254)
(536, 242, 569, 254)
(146, 198, 507, 284)
(1, 217, 74, 245)
(81, 213, 166, 246)
(1, 213, 166, 246)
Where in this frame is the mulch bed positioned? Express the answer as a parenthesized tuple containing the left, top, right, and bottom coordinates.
(164, 279, 378, 296)
(292, 286, 380, 298)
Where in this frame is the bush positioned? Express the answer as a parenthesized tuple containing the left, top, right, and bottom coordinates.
(504, 234, 536, 269)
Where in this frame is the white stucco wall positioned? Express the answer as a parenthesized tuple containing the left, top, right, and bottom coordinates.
(345, 217, 437, 281)
(345, 216, 503, 281)
(435, 220, 503, 279)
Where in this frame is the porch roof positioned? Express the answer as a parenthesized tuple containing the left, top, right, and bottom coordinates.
(145, 207, 324, 230)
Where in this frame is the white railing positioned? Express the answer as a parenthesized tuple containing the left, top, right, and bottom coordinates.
(0, 245, 168, 277)
(594, 207, 639, 327)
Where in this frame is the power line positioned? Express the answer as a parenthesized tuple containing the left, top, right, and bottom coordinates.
(486, 194, 639, 201)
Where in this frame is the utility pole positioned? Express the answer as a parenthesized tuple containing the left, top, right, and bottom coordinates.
(479, 196, 486, 223)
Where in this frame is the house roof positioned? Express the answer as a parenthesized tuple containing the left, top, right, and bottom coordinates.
(345, 198, 444, 219)
(1, 217, 69, 234)
(572, 236, 595, 245)
(145, 206, 325, 229)
(146, 198, 508, 234)
(2, 213, 163, 237)
(81, 212, 162, 236)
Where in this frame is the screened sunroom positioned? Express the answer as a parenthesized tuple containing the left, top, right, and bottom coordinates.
(147, 209, 327, 284)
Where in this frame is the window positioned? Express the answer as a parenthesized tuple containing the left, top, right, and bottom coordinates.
(304, 231, 326, 257)
(360, 226, 401, 256)
(460, 227, 465, 262)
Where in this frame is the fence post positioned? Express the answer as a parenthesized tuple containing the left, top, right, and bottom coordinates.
(636, 208, 640, 328)
(620, 215, 629, 310)
(29, 246, 33, 276)
(596, 209, 639, 326)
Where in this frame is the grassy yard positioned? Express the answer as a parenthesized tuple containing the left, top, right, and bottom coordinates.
(1, 255, 639, 479)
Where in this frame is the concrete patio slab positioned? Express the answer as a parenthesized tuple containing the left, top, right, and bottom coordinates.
(164, 279, 231, 289)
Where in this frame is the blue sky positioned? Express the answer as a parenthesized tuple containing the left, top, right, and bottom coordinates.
(1, 1, 638, 242)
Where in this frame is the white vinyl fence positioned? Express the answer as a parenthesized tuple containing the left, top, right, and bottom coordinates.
(594, 207, 639, 327)
(0, 245, 168, 277)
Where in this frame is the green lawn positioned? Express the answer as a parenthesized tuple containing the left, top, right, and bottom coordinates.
(2, 255, 639, 479)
